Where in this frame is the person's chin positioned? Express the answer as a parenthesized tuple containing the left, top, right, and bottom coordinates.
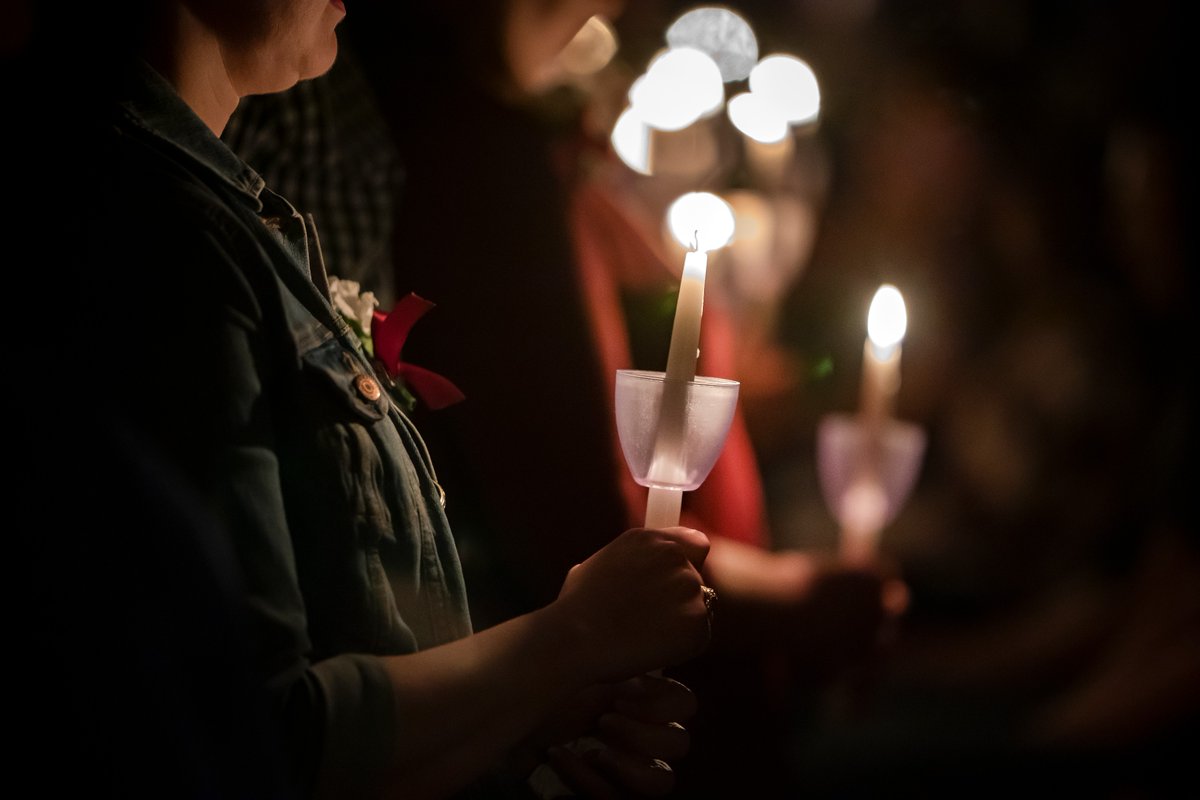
(294, 37, 339, 85)
(248, 49, 336, 95)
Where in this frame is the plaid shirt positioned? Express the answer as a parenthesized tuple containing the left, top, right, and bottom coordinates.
(223, 48, 402, 306)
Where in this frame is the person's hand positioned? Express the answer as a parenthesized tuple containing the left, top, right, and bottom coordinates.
(701, 537, 907, 682)
(554, 527, 711, 681)
(780, 558, 900, 682)
(530, 675, 698, 799)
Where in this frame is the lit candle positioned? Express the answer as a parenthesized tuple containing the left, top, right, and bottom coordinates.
(860, 284, 907, 433)
(663, 248, 708, 383)
(840, 283, 907, 561)
(644, 192, 735, 528)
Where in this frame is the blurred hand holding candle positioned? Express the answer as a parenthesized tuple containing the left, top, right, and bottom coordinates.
(818, 284, 926, 563)
(627, 192, 737, 528)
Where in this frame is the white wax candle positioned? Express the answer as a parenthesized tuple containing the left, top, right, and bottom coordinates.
(643, 193, 735, 528)
(664, 250, 707, 383)
(860, 338, 901, 432)
(645, 250, 705, 526)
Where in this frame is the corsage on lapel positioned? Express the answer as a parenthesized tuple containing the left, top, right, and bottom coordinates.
(329, 277, 465, 413)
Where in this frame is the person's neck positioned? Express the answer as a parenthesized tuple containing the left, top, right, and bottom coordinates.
(144, 5, 240, 136)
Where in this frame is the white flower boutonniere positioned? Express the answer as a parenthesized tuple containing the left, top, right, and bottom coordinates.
(329, 276, 378, 356)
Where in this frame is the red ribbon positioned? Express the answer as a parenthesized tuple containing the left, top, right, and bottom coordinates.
(371, 293, 465, 410)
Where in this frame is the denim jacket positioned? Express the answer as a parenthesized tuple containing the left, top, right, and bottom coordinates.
(82, 62, 472, 797)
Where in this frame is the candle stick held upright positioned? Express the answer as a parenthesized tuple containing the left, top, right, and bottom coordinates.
(616, 192, 737, 529)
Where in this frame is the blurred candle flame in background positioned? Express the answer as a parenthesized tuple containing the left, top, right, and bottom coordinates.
(628, 47, 725, 131)
(555, 15, 618, 80)
(867, 283, 907, 356)
(728, 91, 789, 143)
(749, 54, 821, 125)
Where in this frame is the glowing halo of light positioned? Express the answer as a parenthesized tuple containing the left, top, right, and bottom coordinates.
(727, 92, 789, 143)
(840, 479, 889, 535)
(867, 284, 908, 350)
(611, 106, 652, 175)
(725, 189, 776, 299)
(558, 15, 618, 77)
(628, 47, 724, 131)
(749, 54, 821, 124)
(667, 191, 736, 252)
(665, 6, 759, 82)
(727, 190, 774, 253)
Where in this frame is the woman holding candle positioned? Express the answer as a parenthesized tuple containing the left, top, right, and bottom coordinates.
(21, 2, 715, 797)
(205, 2, 907, 795)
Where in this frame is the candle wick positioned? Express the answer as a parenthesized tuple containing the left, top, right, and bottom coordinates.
(691, 230, 700, 251)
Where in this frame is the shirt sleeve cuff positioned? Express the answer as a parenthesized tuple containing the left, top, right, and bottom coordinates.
(311, 654, 397, 799)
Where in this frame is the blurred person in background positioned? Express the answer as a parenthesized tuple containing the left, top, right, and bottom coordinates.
(768, 0, 1197, 795)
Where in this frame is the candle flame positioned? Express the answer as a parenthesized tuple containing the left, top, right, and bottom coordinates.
(668, 192, 736, 252)
(867, 284, 907, 350)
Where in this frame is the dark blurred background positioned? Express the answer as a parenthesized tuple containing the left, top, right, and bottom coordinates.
(384, 0, 1197, 795)
(683, 1, 1197, 796)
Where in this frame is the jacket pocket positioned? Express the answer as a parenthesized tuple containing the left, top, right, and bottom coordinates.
(300, 337, 396, 546)
(300, 337, 390, 423)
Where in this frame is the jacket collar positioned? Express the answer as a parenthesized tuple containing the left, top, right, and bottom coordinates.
(115, 60, 267, 211)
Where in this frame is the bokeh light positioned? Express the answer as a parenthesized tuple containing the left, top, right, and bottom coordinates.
(727, 91, 789, 143)
(749, 54, 821, 124)
(610, 106, 652, 174)
(628, 47, 724, 131)
(557, 15, 618, 77)
(665, 6, 759, 82)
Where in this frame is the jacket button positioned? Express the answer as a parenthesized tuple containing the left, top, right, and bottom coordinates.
(355, 374, 382, 402)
